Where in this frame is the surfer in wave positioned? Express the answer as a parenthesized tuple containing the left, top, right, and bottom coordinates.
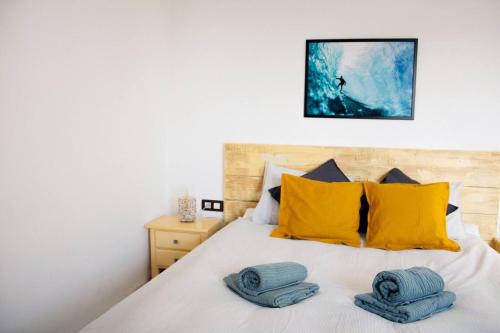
(336, 75, 346, 92)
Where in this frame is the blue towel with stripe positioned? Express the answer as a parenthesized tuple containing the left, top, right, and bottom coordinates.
(372, 267, 445, 305)
(355, 267, 455, 323)
(355, 291, 455, 324)
(224, 273, 319, 308)
(236, 262, 308, 296)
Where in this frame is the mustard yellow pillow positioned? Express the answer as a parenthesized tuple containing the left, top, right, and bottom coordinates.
(270, 174, 362, 247)
(364, 182, 460, 251)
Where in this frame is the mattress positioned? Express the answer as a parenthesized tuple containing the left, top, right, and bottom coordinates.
(81, 217, 500, 333)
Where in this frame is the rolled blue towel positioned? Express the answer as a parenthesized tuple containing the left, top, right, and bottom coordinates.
(224, 274, 319, 308)
(236, 262, 307, 296)
(354, 291, 456, 324)
(373, 267, 444, 305)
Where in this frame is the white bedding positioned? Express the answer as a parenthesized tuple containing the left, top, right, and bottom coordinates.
(82, 218, 500, 333)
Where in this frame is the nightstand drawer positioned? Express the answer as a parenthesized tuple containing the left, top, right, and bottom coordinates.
(156, 249, 188, 267)
(155, 231, 201, 250)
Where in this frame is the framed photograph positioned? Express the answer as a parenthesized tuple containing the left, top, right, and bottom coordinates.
(304, 39, 417, 120)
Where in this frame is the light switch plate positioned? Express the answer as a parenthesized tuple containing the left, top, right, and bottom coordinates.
(201, 199, 224, 212)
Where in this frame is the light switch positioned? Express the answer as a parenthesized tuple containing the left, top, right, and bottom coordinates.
(201, 199, 224, 212)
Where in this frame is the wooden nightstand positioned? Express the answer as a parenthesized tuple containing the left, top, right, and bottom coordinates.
(491, 238, 500, 253)
(145, 215, 221, 278)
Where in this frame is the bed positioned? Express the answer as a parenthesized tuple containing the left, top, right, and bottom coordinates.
(81, 144, 500, 333)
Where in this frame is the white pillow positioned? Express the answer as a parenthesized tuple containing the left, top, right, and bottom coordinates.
(446, 182, 466, 240)
(463, 223, 480, 238)
(252, 162, 304, 225)
(243, 208, 255, 219)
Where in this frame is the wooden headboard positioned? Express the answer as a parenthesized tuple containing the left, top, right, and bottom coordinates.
(223, 143, 500, 242)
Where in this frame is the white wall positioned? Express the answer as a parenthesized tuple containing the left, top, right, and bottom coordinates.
(1, 0, 499, 332)
(0, 1, 171, 332)
(165, 0, 500, 211)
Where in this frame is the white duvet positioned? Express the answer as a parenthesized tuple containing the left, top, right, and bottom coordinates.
(82, 218, 500, 333)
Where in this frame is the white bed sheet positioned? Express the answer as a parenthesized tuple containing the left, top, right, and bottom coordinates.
(82, 218, 500, 333)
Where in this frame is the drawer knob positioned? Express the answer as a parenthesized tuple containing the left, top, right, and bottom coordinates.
(173, 239, 179, 244)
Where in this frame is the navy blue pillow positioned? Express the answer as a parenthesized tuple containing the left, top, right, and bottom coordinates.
(358, 195, 369, 234)
(381, 168, 419, 184)
(268, 159, 350, 203)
